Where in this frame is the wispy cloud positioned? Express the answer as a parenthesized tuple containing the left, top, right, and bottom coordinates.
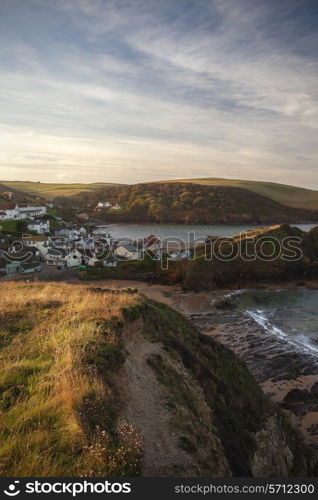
(0, 0, 317, 187)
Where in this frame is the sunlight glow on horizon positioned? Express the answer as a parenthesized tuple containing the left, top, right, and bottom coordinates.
(0, 0, 318, 189)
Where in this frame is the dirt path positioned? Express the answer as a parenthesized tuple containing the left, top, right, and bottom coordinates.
(115, 320, 198, 476)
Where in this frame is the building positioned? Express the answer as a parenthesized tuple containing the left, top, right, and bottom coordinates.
(19, 262, 42, 274)
(115, 243, 143, 260)
(0, 244, 41, 275)
(0, 202, 46, 221)
(17, 204, 47, 219)
(8, 245, 41, 260)
(66, 249, 83, 267)
(46, 248, 67, 266)
(144, 234, 160, 251)
(55, 227, 82, 241)
(21, 236, 49, 260)
(104, 258, 117, 267)
(27, 220, 50, 235)
(97, 201, 112, 208)
(0, 202, 19, 220)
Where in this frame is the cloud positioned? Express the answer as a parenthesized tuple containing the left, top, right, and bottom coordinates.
(0, 0, 317, 188)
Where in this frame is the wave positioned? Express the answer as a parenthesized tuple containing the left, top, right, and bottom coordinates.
(246, 309, 318, 357)
(223, 289, 247, 299)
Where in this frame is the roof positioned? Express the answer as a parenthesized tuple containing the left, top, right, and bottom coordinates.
(144, 234, 157, 242)
(19, 206, 45, 210)
(2, 250, 36, 263)
(28, 219, 48, 224)
(118, 243, 139, 252)
(144, 234, 160, 247)
(0, 202, 16, 210)
(20, 262, 41, 270)
(47, 248, 67, 257)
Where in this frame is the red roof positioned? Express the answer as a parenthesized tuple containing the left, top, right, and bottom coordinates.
(144, 234, 160, 247)
(0, 202, 16, 210)
(144, 234, 157, 242)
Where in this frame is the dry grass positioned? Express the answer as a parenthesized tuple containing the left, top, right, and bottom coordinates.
(1, 182, 120, 199)
(0, 282, 142, 477)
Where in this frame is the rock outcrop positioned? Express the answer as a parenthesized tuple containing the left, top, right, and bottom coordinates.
(118, 299, 318, 476)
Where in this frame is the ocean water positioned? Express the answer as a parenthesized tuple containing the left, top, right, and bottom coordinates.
(226, 289, 318, 356)
(102, 223, 316, 241)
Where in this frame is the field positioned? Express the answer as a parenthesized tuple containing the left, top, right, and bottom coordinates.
(0, 181, 119, 199)
(162, 178, 318, 210)
(0, 220, 22, 233)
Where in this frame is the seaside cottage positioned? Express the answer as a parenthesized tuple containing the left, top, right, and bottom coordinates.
(46, 247, 67, 266)
(17, 204, 47, 219)
(115, 243, 143, 260)
(144, 234, 161, 251)
(104, 258, 117, 267)
(97, 201, 112, 208)
(0, 202, 47, 221)
(27, 219, 50, 235)
(0, 202, 19, 220)
(66, 249, 83, 267)
(19, 262, 42, 274)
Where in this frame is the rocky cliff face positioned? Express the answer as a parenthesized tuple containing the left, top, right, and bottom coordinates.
(118, 299, 318, 476)
(162, 224, 318, 290)
(0, 282, 316, 477)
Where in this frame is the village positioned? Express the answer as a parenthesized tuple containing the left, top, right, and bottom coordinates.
(0, 199, 190, 278)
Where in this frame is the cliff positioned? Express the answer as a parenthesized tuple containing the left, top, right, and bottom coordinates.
(162, 224, 318, 290)
(0, 282, 316, 477)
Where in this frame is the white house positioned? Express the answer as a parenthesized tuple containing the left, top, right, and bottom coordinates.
(55, 227, 83, 242)
(114, 243, 143, 260)
(0, 203, 19, 220)
(33, 241, 50, 260)
(104, 258, 117, 267)
(27, 220, 50, 235)
(46, 248, 67, 266)
(97, 201, 112, 208)
(66, 249, 83, 267)
(17, 204, 47, 219)
(0, 202, 46, 221)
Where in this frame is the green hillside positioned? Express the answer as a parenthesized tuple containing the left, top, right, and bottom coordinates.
(71, 182, 318, 224)
(0, 181, 119, 199)
(162, 178, 318, 210)
(2, 178, 318, 211)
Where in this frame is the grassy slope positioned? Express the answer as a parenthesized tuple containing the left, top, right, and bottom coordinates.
(0, 282, 315, 477)
(0, 283, 141, 477)
(0, 182, 119, 199)
(162, 178, 318, 210)
(2, 178, 318, 210)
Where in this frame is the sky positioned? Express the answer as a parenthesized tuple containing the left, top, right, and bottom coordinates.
(0, 0, 317, 188)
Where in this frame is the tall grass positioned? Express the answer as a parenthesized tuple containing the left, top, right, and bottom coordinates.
(0, 283, 142, 477)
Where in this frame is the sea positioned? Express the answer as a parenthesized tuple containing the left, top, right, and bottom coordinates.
(103, 222, 317, 357)
(225, 288, 318, 357)
(100, 222, 316, 241)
